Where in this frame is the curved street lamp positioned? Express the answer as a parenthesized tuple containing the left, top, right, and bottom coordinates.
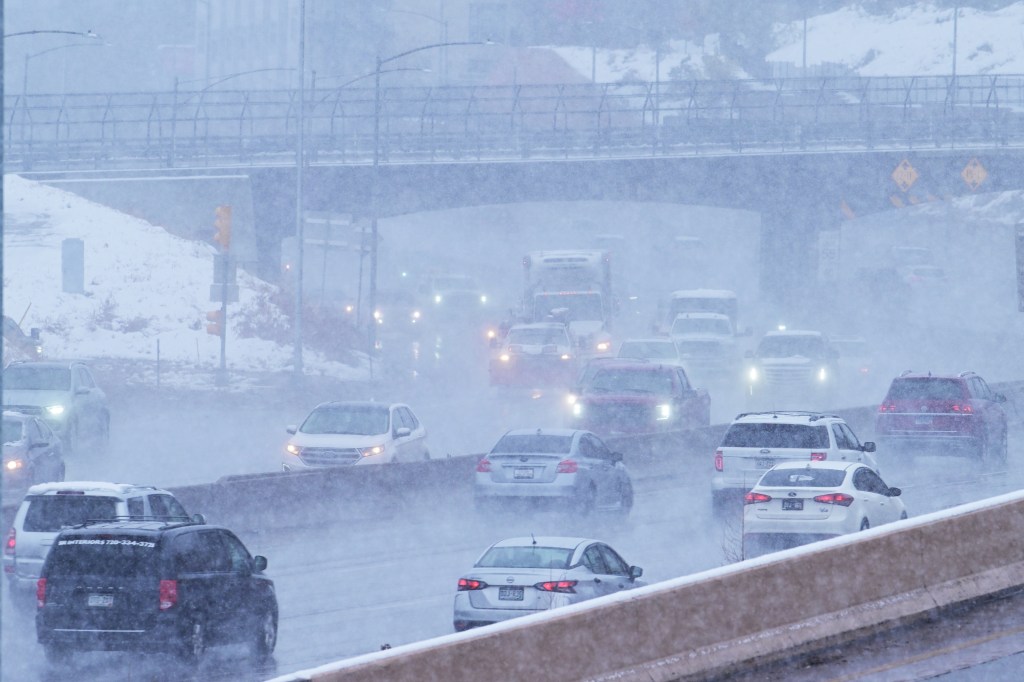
(4, 29, 101, 40)
(21, 41, 111, 98)
(367, 40, 494, 353)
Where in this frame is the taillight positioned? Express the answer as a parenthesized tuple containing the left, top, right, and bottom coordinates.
(556, 459, 578, 474)
(714, 449, 723, 472)
(37, 578, 47, 608)
(744, 492, 771, 505)
(813, 492, 854, 507)
(457, 578, 487, 591)
(535, 580, 577, 593)
(475, 458, 492, 473)
(4, 527, 15, 556)
(951, 404, 973, 414)
(878, 403, 895, 412)
(810, 452, 827, 461)
(159, 579, 178, 610)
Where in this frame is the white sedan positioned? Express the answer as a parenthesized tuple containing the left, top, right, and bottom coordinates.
(452, 536, 645, 631)
(742, 460, 907, 559)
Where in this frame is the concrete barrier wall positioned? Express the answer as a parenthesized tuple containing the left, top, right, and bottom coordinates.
(270, 489, 1024, 682)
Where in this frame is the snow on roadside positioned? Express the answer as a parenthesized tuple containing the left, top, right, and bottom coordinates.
(2, 174, 369, 386)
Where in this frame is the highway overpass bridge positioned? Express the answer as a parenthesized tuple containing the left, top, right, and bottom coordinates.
(7, 73, 1024, 303)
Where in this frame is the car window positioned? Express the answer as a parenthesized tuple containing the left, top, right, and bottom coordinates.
(859, 468, 890, 495)
(839, 424, 861, 450)
(48, 534, 158, 578)
(219, 531, 253, 572)
(676, 369, 691, 391)
(24, 418, 41, 442)
(148, 494, 188, 519)
(476, 545, 572, 569)
(35, 419, 55, 442)
(578, 435, 596, 459)
(722, 423, 829, 449)
(491, 434, 573, 454)
(582, 545, 610, 575)
(588, 368, 674, 394)
(400, 407, 420, 430)
(127, 497, 145, 520)
(2, 416, 24, 444)
(23, 496, 119, 532)
(175, 531, 231, 573)
(597, 545, 630, 576)
(887, 378, 966, 401)
(3, 366, 71, 391)
(75, 367, 96, 389)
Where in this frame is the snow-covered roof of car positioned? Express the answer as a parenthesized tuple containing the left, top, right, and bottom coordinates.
(668, 289, 736, 299)
(763, 329, 824, 338)
(25, 481, 163, 496)
(502, 427, 581, 438)
(672, 312, 731, 320)
(732, 411, 842, 424)
(490, 536, 595, 550)
(509, 322, 569, 331)
(619, 337, 676, 344)
(759, 460, 859, 474)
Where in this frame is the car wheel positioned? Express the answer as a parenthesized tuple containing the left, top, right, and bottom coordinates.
(64, 420, 79, 455)
(177, 619, 206, 665)
(860, 518, 870, 531)
(96, 411, 110, 450)
(42, 643, 70, 666)
(900, 511, 908, 520)
(577, 485, 597, 516)
(617, 481, 634, 518)
(57, 462, 66, 482)
(250, 609, 277, 662)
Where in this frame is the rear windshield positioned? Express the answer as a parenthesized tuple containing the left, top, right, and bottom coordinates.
(476, 545, 573, 570)
(491, 435, 572, 454)
(23, 496, 120, 532)
(886, 378, 965, 401)
(47, 536, 158, 578)
(723, 423, 829, 449)
(759, 468, 847, 488)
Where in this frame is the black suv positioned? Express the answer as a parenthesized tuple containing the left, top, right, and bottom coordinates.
(36, 519, 277, 666)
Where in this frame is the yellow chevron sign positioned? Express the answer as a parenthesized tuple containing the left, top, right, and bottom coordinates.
(891, 158, 918, 192)
(961, 157, 987, 191)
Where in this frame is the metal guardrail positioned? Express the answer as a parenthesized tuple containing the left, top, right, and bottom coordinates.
(5, 74, 1024, 172)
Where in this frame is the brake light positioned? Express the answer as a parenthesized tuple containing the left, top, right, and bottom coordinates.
(457, 578, 487, 591)
(743, 492, 771, 504)
(476, 458, 492, 473)
(811, 452, 827, 461)
(878, 403, 895, 412)
(813, 492, 854, 506)
(556, 459, 578, 474)
(4, 528, 15, 556)
(37, 578, 46, 608)
(951, 404, 973, 413)
(159, 579, 178, 610)
(535, 580, 577, 593)
(714, 449, 723, 472)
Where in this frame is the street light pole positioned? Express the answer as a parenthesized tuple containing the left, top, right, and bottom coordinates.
(22, 41, 109, 99)
(4, 29, 100, 39)
(293, 0, 306, 378)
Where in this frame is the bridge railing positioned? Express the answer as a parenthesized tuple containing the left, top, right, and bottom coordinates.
(5, 74, 1024, 171)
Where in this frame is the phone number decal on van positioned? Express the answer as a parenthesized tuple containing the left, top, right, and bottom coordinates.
(58, 539, 156, 548)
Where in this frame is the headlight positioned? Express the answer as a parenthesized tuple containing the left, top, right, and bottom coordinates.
(747, 367, 759, 383)
(572, 403, 583, 417)
(285, 443, 303, 456)
(817, 367, 829, 382)
(560, 353, 572, 361)
(596, 341, 611, 352)
(499, 353, 511, 363)
(359, 444, 386, 457)
(411, 310, 421, 320)
(45, 405, 66, 417)
(656, 404, 672, 420)
(566, 393, 578, 405)
(4, 459, 24, 471)
(480, 294, 488, 304)
(434, 294, 443, 304)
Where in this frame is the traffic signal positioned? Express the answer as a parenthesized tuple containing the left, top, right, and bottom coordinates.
(205, 310, 223, 336)
(213, 205, 232, 251)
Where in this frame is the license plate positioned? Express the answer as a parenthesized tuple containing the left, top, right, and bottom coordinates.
(88, 593, 113, 608)
(755, 458, 775, 469)
(782, 499, 804, 511)
(513, 467, 534, 480)
(498, 586, 524, 601)
(915, 416, 933, 425)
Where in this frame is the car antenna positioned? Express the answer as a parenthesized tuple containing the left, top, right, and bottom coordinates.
(531, 533, 537, 546)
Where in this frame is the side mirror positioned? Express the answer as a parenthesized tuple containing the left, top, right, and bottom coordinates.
(30, 328, 41, 340)
(252, 555, 268, 572)
(629, 565, 643, 581)
(862, 441, 876, 453)
(395, 426, 412, 438)
(75, 387, 90, 395)
(191, 513, 207, 525)
(286, 425, 297, 435)
(610, 451, 624, 464)
(995, 393, 1007, 403)
(888, 487, 902, 497)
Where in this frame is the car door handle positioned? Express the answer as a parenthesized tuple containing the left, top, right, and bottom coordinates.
(593, 578, 602, 583)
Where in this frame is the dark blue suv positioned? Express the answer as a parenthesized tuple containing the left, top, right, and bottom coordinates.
(36, 519, 277, 666)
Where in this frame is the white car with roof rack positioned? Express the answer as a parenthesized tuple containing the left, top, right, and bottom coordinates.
(3, 481, 195, 605)
(711, 411, 878, 514)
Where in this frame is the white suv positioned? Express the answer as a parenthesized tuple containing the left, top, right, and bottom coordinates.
(711, 411, 877, 513)
(3, 481, 194, 605)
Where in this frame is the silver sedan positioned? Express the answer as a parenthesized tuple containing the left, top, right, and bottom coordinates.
(473, 428, 633, 516)
(453, 536, 645, 631)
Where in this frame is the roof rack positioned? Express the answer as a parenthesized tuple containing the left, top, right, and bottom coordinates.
(899, 370, 914, 377)
(72, 514, 205, 529)
(958, 371, 977, 378)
